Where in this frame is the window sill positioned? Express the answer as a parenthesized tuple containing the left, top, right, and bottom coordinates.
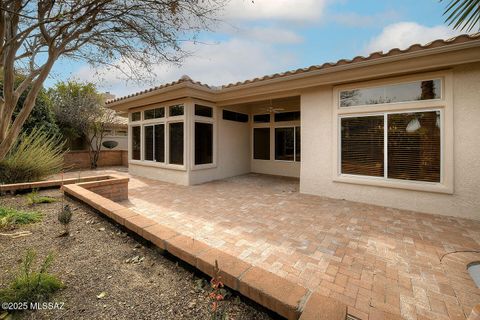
(191, 163, 217, 171)
(333, 175, 453, 194)
(129, 160, 186, 171)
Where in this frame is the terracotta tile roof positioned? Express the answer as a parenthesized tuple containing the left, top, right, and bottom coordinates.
(106, 33, 480, 105)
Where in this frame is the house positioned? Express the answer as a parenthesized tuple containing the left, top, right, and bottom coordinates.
(106, 33, 480, 220)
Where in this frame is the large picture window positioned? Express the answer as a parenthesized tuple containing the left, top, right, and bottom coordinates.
(169, 122, 184, 165)
(253, 128, 270, 160)
(195, 122, 213, 165)
(130, 104, 183, 166)
(340, 111, 441, 182)
(132, 126, 141, 160)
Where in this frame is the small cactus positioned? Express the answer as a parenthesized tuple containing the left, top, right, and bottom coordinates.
(58, 204, 73, 235)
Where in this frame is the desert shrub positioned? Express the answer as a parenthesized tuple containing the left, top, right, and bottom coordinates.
(25, 190, 58, 205)
(57, 204, 73, 235)
(0, 128, 66, 184)
(0, 250, 63, 306)
(0, 206, 42, 230)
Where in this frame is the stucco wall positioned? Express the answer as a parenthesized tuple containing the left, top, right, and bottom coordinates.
(300, 62, 480, 220)
(190, 105, 251, 185)
(129, 163, 189, 185)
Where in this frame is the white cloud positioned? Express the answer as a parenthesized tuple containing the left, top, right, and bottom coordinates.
(366, 22, 462, 53)
(331, 10, 401, 28)
(74, 38, 297, 97)
(226, 25, 303, 44)
(222, 0, 327, 22)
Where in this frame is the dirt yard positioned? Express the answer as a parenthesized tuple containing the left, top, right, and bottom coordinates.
(0, 189, 276, 320)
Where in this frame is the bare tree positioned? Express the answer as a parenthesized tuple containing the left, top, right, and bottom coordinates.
(0, 0, 225, 160)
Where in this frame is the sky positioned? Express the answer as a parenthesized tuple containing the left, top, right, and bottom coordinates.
(44, 0, 467, 98)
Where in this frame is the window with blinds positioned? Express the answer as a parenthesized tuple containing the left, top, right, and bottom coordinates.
(387, 111, 440, 182)
(340, 111, 441, 183)
(341, 116, 384, 177)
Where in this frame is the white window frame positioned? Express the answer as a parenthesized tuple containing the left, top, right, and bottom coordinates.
(128, 101, 186, 171)
(332, 70, 454, 194)
(273, 125, 300, 163)
(251, 110, 301, 162)
(191, 101, 217, 170)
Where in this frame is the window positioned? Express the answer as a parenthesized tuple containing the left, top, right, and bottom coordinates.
(340, 111, 441, 182)
(169, 122, 184, 165)
(223, 110, 249, 123)
(295, 127, 301, 162)
(274, 111, 300, 122)
(341, 116, 384, 177)
(144, 107, 165, 120)
(154, 124, 165, 162)
(132, 126, 141, 160)
(275, 128, 295, 161)
(340, 79, 441, 107)
(253, 128, 270, 160)
(169, 104, 184, 116)
(274, 127, 301, 162)
(195, 105, 213, 118)
(387, 111, 440, 182)
(254, 114, 270, 123)
(195, 122, 213, 165)
(144, 125, 154, 161)
(144, 124, 165, 162)
(131, 112, 141, 122)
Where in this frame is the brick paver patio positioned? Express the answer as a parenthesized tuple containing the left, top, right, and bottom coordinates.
(65, 168, 480, 320)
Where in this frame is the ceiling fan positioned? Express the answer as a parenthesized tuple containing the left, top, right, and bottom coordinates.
(259, 99, 285, 114)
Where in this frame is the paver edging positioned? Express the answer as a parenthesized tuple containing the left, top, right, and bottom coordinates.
(0, 175, 112, 193)
(63, 182, 349, 320)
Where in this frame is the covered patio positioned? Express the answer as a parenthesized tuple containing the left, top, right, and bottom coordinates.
(63, 168, 480, 320)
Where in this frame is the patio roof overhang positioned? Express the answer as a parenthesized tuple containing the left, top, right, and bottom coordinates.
(107, 33, 480, 112)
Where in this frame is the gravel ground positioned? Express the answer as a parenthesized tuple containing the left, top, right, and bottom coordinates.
(0, 189, 277, 320)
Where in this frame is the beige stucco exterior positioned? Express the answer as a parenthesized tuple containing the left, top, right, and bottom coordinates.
(300, 62, 480, 220)
(108, 37, 480, 220)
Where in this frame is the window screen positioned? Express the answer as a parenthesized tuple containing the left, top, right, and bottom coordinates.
(275, 127, 295, 161)
(253, 128, 270, 160)
(387, 111, 440, 182)
(154, 124, 165, 163)
(132, 126, 141, 160)
(341, 116, 384, 177)
(195, 105, 213, 117)
(169, 122, 184, 165)
(144, 126, 154, 161)
(195, 122, 213, 165)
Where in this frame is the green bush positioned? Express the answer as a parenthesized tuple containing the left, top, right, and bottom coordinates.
(0, 128, 66, 184)
(0, 206, 42, 230)
(25, 190, 58, 205)
(0, 250, 63, 306)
